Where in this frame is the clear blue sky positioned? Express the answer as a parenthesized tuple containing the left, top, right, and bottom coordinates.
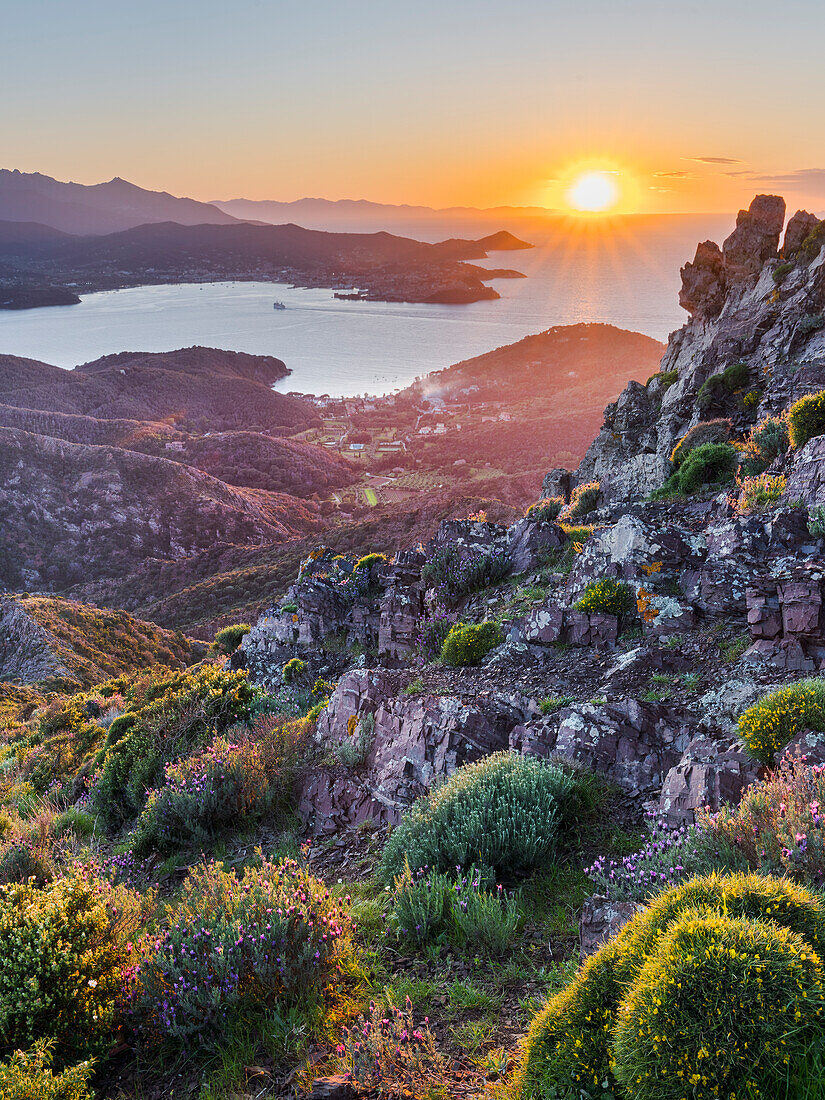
(3, 0, 825, 211)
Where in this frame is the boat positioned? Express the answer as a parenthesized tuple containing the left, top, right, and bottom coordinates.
(273, 301, 286, 310)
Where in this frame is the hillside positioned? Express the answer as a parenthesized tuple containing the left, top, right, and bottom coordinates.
(0, 594, 206, 689)
(0, 169, 240, 234)
(0, 346, 316, 433)
(0, 426, 326, 590)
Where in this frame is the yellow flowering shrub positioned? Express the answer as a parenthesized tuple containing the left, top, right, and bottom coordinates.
(0, 1041, 93, 1100)
(516, 872, 825, 1099)
(789, 389, 825, 449)
(574, 578, 635, 617)
(738, 679, 825, 765)
(613, 911, 825, 1099)
(0, 867, 150, 1059)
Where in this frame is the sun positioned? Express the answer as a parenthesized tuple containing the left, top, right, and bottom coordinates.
(566, 170, 620, 213)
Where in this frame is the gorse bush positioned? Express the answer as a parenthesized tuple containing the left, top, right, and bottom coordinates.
(517, 872, 825, 1100)
(92, 665, 254, 827)
(0, 866, 148, 1060)
(421, 544, 511, 604)
(738, 678, 825, 764)
(353, 552, 388, 572)
(573, 578, 634, 618)
(789, 389, 825, 449)
(0, 1041, 94, 1100)
(439, 620, 503, 666)
(669, 419, 731, 468)
(612, 911, 825, 1100)
(212, 623, 250, 655)
(702, 754, 825, 884)
(282, 657, 307, 685)
(133, 855, 351, 1050)
(381, 752, 602, 882)
(734, 472, 787, 513)
(559, 481, 600, 523)
(131, 733, 268, 855)
(525, 497, 564, 523)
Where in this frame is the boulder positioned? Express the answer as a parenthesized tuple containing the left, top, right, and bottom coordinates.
(580, 896, 644, 957)
(784, 210, 821, 256)
(658, 734, 759, 823)
(507, 516, 566, 574)
(541, 467, 573, 501)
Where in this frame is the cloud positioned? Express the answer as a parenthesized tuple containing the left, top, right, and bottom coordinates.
(653, 170, 694, 179)
(685, 156, 743, 165)
(745, 168, 825, 190)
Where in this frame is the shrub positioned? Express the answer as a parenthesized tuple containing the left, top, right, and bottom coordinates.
(0, 839, 55, 887)
(612, 911, 825, 1100)
(517, 872, 825, 1099)
(391, 863, 520, 953)
(671, 441, 738, 493)
(334, 711, 375, 767)
(212, 623, 250, 655)
(559, 481, 600, 522)
(585, 812, 726, 902)
(104, 711, 138, 747)
(421, 545, 511, 604)
(789, 389, 825, 449)
(525, 497, 564, 523)
(338, 997, 445, 1097)
(92, 665, 254, 827)
(381, 752, 601, 882)
(354, 552, 388, 571)
(740, 412, 790, 474)
(669, 419, 731, 468)
(573, 578, 634, 618)
(810, 505, 825, 537)
(774, 260, 795, 283)
(413, 603, 457, 661)
(439, 620, 503, 666)
(735, 472, 787, 513)
(131, 734, 270, 855)
(538, 695, 574, 715)
(697, 362, 750, 411)
(738, 678, 825, 764)
(0, 1042, 94, 1100)
(646, 368, 678, 389)
(133, 856, 351, 1050)
(0, 868, 147, 1059)
(702, 754, 825, 884)
(282, 657, 307, 685)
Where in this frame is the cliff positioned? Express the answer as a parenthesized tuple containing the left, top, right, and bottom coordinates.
(576, 195, 825, 501)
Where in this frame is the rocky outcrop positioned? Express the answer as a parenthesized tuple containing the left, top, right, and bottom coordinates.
(573, 194, 825, 503)
(0, 598, 66, 684)
(580, 897, 645, 957)
(658, 733, 759, 824)
(785, 437, 825, 508)
(744, 561, 825, 671)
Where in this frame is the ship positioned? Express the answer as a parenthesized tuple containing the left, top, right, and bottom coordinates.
(273, 301, 286, 310)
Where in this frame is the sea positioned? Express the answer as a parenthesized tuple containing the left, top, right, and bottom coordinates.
(0, 214, 732, 397)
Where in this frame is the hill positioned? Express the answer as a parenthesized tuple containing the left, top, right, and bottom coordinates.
(0, 426, 326, 590)
(0, 594, 206, 689)
(0, 169, 240, 234)
(0, 346, 315, 433)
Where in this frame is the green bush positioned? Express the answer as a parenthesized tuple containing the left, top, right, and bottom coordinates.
(670, 442, 738, 494)
(773, 260, 795, 283)
(573, 578, 634, 617)
(439, 621, 503, 666)
(212, 623, 250, 655)
(669, 419, 731, 468)
(0, 869, 146, 1059)
(612, 911, 825, 1100)
(282, 657, 307, 685)
(381, 751, 602, 882)
(517, 872, 825, 1100)
(133, 856, 352, 1050)
(697, 362, 750, 412)
(738, 678, 825, 764)
(789, 389, 825, 449)
(646, 368, 678, 389)
(0, 1042, 94, 1100)
(103, 711, 138, 747)
(92, 666, 254, 827)
(131, 734, 273, 855)
(525, 497, 564, 523)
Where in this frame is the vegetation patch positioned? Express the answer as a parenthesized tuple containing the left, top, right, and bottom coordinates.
(439, 620, 503, 666)
(573, 577, 634, 618)
(789, 389, 825, 449)
(737, 678, 825, 764)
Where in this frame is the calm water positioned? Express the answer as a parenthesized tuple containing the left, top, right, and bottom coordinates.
(0, 215, 731, 396)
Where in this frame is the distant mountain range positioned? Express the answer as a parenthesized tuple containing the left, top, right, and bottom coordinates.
(0, 170, 239, 235)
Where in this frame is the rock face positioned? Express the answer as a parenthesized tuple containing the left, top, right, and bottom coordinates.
(0, 598, 65, 683)
(580, 897, 645, 957)
(745, 561, 825, 671)
(574, 194, 825, 503)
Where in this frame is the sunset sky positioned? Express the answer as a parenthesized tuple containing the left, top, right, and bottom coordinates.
(4, 0, 825, 214)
